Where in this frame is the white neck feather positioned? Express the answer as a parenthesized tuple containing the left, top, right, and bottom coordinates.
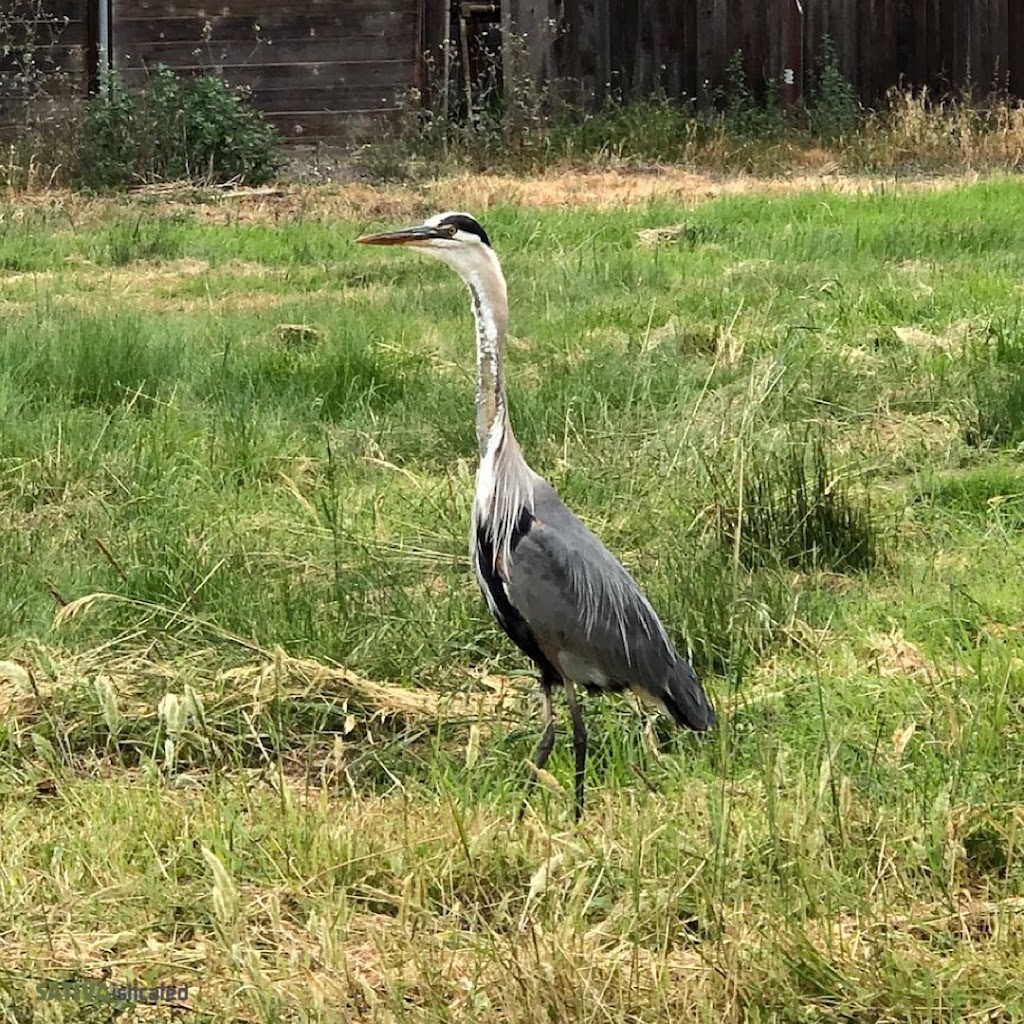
(430, 240, 536, 573)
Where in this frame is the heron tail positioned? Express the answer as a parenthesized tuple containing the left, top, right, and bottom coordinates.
(659, 658, 716, 731)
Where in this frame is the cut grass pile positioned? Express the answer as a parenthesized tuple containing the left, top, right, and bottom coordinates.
(1, 174, 1023, 1021)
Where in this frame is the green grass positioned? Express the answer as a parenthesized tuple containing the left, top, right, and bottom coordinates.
(2, 177, 1024, 1022)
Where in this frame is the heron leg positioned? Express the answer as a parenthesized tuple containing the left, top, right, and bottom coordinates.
(562, 677, 587, 822)
(519, 670, 557, 819)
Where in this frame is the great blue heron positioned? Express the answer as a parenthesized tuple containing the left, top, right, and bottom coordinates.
(358, 211, 716, 819)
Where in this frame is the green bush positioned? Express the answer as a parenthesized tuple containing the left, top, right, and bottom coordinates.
(73, 67, 282, 188)
(720, 50, 786, 138)
(806, 35, 860, 139)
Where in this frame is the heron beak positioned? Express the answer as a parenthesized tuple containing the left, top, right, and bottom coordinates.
(356, 225, 446, 246)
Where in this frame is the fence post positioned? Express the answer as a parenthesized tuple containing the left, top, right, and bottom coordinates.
(595, 0, 611, 105)
(86, 0, 112, 93)
(784, 0, 804, 107)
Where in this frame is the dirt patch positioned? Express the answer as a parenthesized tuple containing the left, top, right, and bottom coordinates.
(892, 319, 977, 353)
(840, 412, 961, 465)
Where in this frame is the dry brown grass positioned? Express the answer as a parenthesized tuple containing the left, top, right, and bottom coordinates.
(5, 166, 989, 229)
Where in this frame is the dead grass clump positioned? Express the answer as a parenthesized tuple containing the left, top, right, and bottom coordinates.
(853, 88, 1024, 172)
(868, 628, 939, 680)
(0, 659, 36, 717)
(832, 412, 961, 479)
(12, 633, 515, 731)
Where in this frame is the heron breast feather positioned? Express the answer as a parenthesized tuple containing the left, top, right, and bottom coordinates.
(557, 650, 610, 688)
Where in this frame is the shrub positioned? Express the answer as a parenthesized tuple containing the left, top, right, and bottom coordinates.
(720, 50, 786, 138)
(73, 67, 282, 188)
(806, 35, 860, 139)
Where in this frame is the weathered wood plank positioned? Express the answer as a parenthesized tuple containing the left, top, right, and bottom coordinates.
(936, 0, 955, 87)
(593, 0, 611, 103)
(951, 0, 970, 87)
(695, 0, 710, 99)
(925, 0, 945, 88)
(984, 0, 1009, 91)
(1, 63, 88, 99)
(266, 108, 401, 143)
(506, 0, 554, 84)
(767, 0, 784, 93)
(113, 12, 417, 46)
(1009, 0, 1024, 95)
(1, 16, 87, 47)
(696, 0, 727, 101)
(711, 0, 729, 94)
(974, 0, 991, 90)
(113, 35, 417, 70)
(0, 94, 83, 133)
(18, 0, 86, 18)
(909, 0, 929, 89)
(114, 0, 416, 19)
(153, 58, 413, 90)
(861, 0, 890, 101)
(681, 0, 697, 99)
(115, 69, 411, 113)
(115, 60, 417, 90)
(0, 45, 86, 79)
(245, 86, 409, 113)
(664, 0, 686, 97)
(840, 0, 860, 90)
(734, 0, 764, 91)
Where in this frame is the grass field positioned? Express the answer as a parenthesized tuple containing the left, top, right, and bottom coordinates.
(2, 172, 1024, 1022)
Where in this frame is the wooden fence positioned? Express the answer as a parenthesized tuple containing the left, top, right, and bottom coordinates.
(3, 1, 1024, 146)
(1, 0, 420, 144)
(509, 0, 1024, 105)
(0, 0, 90, 132)
(109, 0, 420, 144)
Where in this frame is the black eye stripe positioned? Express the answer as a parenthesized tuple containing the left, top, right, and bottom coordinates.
(438, 214, 491, 247)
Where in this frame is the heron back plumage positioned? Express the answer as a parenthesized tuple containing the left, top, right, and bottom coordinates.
(476, 470, 715, 732)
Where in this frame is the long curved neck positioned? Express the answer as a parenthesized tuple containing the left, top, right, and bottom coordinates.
(461, 256, 510, 456)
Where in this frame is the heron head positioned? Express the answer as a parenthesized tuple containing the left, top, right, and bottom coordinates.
(357, 211, 493, 274)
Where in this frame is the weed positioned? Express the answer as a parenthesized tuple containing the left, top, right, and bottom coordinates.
(0, 0, 77, 188)
(720, 50, 786, 138)
(960, 323, 1024, 448)
(711, 431, 881, 573)
(850, 84, 1024, 173)
(806, 35, 860, 140)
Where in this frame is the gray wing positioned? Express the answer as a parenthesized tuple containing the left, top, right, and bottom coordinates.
(506, 480, 715, 731)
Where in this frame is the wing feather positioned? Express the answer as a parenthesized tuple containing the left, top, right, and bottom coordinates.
(505, 481, 715, 730)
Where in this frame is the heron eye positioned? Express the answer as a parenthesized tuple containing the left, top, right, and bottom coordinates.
(445, 225, 457, 237)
